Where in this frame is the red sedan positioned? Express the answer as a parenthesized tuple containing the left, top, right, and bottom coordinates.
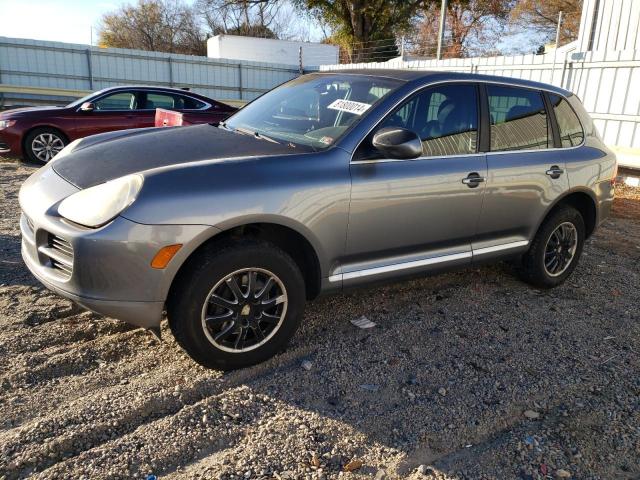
(0, 86, 237, 163)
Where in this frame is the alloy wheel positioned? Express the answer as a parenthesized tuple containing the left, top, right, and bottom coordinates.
(201, 268, 288, 353)
(31, 133, 65, 162)
(544, 222, 578, 277)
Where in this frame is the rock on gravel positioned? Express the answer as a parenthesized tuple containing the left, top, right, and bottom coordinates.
(1, 160, 639, 479)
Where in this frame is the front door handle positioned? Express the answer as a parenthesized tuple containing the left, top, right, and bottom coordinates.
(546, 166, 564, 178)
(462, 173, 485, 188)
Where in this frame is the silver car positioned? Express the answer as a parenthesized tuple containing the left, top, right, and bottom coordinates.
(20, 70, 617, 369)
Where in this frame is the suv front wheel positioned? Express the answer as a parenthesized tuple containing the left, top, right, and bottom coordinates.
(167, 240, 306, 370)
(519, 205, 586, 288)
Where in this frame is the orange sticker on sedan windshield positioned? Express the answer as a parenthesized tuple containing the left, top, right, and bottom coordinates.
(327, 99, 371, 116)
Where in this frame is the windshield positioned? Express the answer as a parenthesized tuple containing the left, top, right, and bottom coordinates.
(66, 88, 110, 108)
(224, 73, 404, 150)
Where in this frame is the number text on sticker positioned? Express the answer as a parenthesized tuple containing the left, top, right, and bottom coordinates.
(327, 99, 371, 116)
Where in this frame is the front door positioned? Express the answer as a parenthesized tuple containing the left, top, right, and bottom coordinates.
(340, 83, 487, 286)
(73, 90, 142, 138)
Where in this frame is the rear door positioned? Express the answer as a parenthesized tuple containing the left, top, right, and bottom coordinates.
(472, 84, 569, 259)
(342, 83, 487, 285)
(141, 91, 225, 126)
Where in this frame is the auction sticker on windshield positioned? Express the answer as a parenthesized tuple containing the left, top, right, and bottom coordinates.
(327, 99, 371, 116)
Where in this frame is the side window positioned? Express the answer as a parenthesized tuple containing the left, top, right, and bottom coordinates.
(549, 94, 584, 147)
(94, 92, 137, 111)
(487, 86, 550, 151)
(146, 93, 177, 110)
(380, 84, 478, 157)
(180, 95, 207, 110)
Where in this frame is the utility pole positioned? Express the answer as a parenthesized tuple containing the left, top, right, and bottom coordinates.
(298, 46, 303, 74)
(436, 0, 447, 60)
(555, 11, 563, 48)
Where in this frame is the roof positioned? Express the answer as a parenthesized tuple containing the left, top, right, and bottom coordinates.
(316, 68, 573, 96)
(101, 85, 197, 93)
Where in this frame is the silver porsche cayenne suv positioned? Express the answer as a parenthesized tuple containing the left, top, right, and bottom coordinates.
(20, 70, 616, 369)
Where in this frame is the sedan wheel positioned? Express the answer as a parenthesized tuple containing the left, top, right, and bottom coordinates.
(24, 128, 68, 164)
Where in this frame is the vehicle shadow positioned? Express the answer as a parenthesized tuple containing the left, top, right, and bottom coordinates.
(0, 234, 38, 287)
(165, 249, 639, 478)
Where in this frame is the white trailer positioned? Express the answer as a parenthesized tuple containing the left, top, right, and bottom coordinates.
(207, 35, 339, 69)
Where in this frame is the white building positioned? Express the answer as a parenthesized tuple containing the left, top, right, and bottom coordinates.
(207, 35, 339, 69)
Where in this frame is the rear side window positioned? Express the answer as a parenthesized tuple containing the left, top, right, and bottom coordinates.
(380, 83, 478, 157)
(487, 85, 550, 151)
(145, 93, 207, 110)
(146, 93, 176, 109)
(181, 95, 207, 109)
(549, 94, 584, 147)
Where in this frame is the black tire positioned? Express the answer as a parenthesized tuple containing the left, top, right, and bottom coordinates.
(167, 239, 306, 370)
(519, 205, 585, 288)
(24, 127, 68, 164)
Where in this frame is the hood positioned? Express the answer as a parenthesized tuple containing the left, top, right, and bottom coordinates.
(1, 105, 63, 118)
(52, 124, 296, 189)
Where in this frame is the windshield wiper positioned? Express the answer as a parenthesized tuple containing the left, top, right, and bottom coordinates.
(234, 126, 281, 145)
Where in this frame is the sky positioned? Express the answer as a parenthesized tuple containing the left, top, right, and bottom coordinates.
(0, 0, 544, 54)
(0, 0, 122, 45)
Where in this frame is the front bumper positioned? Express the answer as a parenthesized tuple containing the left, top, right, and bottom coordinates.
(20, 165, 215, 328)
(0, 126, 22, 157)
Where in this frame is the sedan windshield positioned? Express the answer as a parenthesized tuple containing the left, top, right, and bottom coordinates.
(224, 73, 404, 150)
(66, 89, 110, 108)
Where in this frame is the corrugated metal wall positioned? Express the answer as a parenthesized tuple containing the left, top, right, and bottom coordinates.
(0, 36, 302, 105)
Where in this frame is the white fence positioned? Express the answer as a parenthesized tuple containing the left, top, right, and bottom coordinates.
(321, 48, 640, 168)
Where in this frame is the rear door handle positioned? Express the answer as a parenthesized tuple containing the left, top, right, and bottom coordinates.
(546, 166, 564, 178)
(462, 173, 485, 188)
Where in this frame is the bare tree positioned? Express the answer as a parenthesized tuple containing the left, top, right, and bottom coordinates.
(197, 0, 290, 38)
(409, 0, 512, 58)
(510, 0, 582, 47)
(98, 0, 207, 55)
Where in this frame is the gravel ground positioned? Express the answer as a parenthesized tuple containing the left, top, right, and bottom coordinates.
(1, 159, 639, 480)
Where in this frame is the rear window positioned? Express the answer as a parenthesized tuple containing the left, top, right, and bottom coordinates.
(487, 85, 551, 152)
(549, 94, 584, 147)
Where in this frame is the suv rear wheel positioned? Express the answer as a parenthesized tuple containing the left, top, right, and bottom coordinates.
(167, 240, 306, 370)
(519, 205, 586, 288)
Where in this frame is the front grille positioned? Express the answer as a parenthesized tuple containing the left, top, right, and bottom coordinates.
(38, 233, 74, 279)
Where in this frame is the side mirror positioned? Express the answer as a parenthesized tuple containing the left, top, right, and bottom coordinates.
(372, 127, 422, 159)
(80, 102, 95, 112)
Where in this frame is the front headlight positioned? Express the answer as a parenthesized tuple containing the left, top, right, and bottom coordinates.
(0, 119, 16, 129)
(58, 174, 143, 227)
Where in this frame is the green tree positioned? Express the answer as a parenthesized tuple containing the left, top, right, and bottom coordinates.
(294, 0, 433, 62)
